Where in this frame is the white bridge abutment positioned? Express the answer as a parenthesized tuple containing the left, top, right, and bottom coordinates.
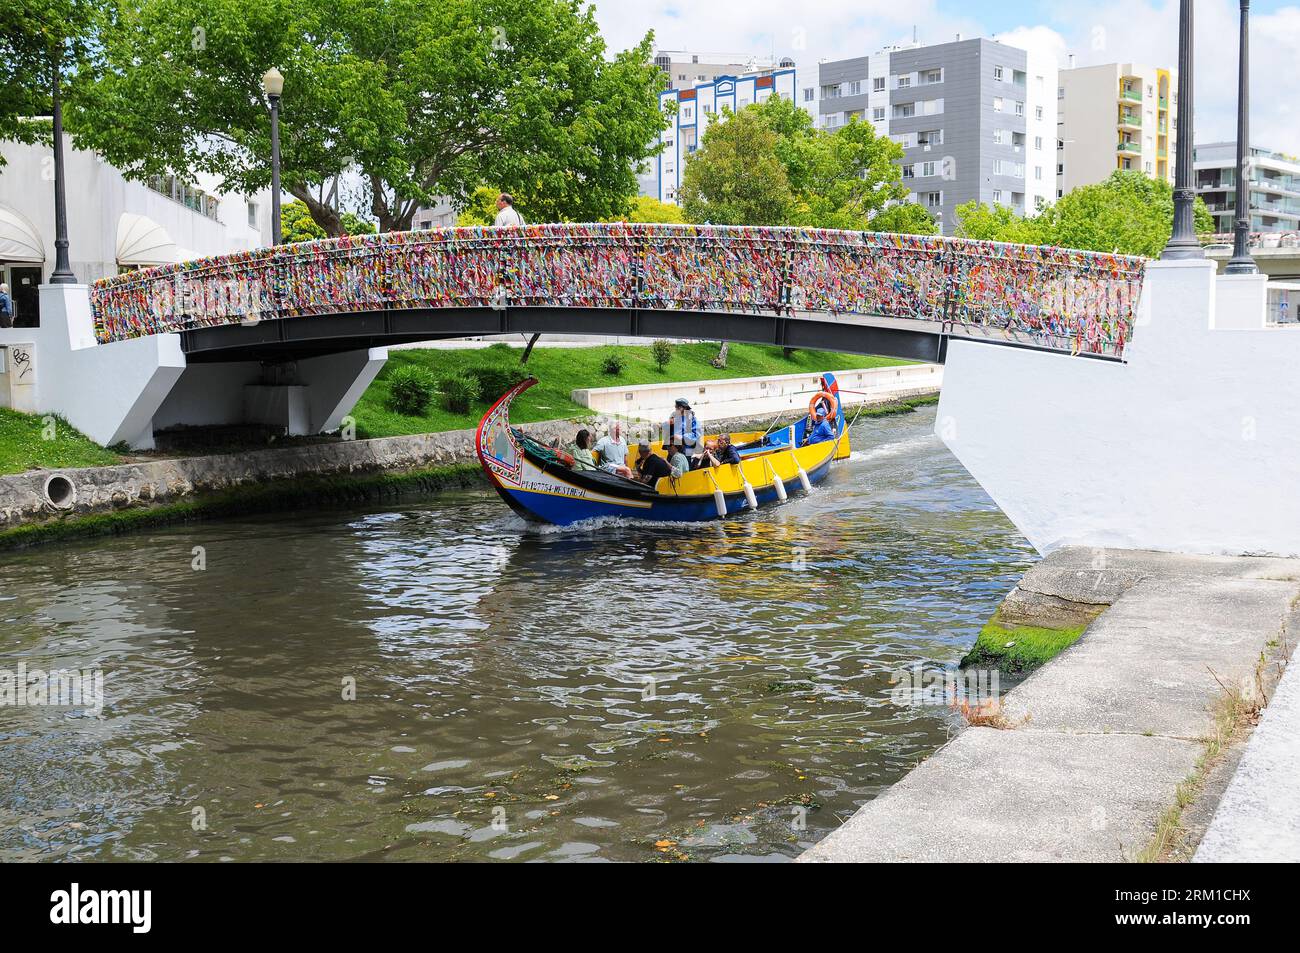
(937, 259, 1298, 557)
(17, 285, 389, 449)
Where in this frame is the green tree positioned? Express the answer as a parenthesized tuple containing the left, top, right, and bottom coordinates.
(606, 195, 686, 224)
(281, 199, 374, 242)
(456, 186, 501, 227)
(680, 106, 794, 226)
(680, 96, 933, 234)
(955, 171, 1214, 256)
(71, 0, 667, 235)
(0, 0, 102, 168)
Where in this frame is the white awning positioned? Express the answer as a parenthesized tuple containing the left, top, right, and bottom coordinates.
(0, 205, 45, 262)
(116, 213, 182, 267)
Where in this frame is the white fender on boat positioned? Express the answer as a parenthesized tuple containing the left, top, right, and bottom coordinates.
(796, 464, 812, 493)
(771, 472, 787, 502)
(713, 487, 728, 518)
(742, 479, 758, 510)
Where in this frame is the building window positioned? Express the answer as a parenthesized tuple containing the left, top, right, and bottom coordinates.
(993, 128, 1008, 145)
(922, 190, 943, 208)
(873, 77, 886, 92)
(1014, 101, 1025, 116)
(993, 66, 1004, 81)
(822, 84, 840, 99)
(993, 97, 1004, 112)
(993, 189, 1005, 203)
(893, 103, 915, 119)
(1058, 86, 1065, 99)
(872, 107, 885, 121)
(917, 129, 943, 148)
(1034, 166, 1043, 180)
(921, 68, 943, 85)
(902, 164, 915, 179)
(921, 161, 937, 177)
(896, 74, 912, 88)
(847, 80, 862, 95)
(1034, 135, 1043, 150)
(1034, 105, 1043, 120)
(247, 201, 258, 228)
(803, 87, 814, 102)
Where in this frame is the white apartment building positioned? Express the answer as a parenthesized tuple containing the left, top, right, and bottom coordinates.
(652, 51, 795, 92)
(815, 37, 1058, 233)
(653, 66, 798, 205)
(1195, 142, 1300, 234)
(0, 137, 273, 326)
(1057, 62, 1176, 197)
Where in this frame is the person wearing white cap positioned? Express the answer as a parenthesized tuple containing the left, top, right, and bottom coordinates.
(664, 397, 701, 455)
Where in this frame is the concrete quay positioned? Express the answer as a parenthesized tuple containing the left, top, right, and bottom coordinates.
(801, 547, 1300, 863)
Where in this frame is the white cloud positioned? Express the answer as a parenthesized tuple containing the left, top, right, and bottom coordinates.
(589, 0, 1300, 156)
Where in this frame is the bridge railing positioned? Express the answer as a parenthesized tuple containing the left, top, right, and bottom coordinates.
(90, 223, 1146, 357)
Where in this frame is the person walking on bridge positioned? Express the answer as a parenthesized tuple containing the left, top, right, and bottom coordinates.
(494, 193, 525, 227)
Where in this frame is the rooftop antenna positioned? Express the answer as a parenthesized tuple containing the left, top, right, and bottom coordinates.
(913, 25, 918, 44)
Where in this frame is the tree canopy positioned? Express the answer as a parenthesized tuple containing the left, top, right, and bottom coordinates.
(281, 199, 374, 242)
(954, 170, 1215, 257)
(68, 0, 667, 235)
(679, 96, 935, 234)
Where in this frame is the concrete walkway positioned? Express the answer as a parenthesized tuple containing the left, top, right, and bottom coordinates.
(1195, 642, 1300, 861)
(800, 548, 1300, 863)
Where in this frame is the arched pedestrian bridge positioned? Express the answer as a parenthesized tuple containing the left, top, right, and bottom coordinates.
(89, 224, 1145, 364)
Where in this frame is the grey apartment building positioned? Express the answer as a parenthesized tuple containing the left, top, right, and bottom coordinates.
(814, 38, 1057, 233)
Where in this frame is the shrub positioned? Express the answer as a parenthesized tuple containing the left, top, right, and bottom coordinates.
(438, 373, 482, 414)
(469, 362, 530, 399)
(651, 339, 672, 371)
(601, 351, 627, 375)
(387, 365, 437, 416)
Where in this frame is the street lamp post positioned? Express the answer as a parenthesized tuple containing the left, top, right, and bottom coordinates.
(262, 67, 284, 245)
(1225, 0, 1257, 274)
(1161, 0, 1205, 261)
(49, 53, 76, 284)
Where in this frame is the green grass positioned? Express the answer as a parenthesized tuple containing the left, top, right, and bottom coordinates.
(0, 408, 123, 476)
(0, 463, 485, 552)
(960, 613, 1089, 675)
(352, 342, 909, 439)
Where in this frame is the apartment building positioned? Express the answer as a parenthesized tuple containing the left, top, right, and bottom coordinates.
(653, 51, 794, 92)
(815, 37, 1058, 233)
(1195, 142, 1300, 234)
(1057, 62, 1176, 197)
(652, 66, 798, 205)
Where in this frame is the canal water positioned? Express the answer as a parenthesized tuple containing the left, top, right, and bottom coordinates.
(0, 406, 1034, 862)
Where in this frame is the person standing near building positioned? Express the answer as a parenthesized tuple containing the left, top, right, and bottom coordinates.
(493, 193, 525, 227)
(0, 283, 12, 329)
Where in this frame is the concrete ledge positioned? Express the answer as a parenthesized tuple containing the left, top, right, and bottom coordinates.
(800, 546, 1300, 863)
(572, 364, 941, 422)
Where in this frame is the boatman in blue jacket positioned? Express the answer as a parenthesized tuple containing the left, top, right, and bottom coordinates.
(665, 397, 702, 455)
(807, 407, 836, 445)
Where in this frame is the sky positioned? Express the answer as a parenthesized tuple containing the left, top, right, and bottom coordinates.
(590, 0, 1300, 156)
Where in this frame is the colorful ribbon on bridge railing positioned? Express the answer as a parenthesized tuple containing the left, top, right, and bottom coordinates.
(89, 223, 1146, 357)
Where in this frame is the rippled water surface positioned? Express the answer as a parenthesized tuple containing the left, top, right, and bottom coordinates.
(0, 406, 1034, 862)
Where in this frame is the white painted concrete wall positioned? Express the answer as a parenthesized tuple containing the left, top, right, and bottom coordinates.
(574, 364, 941, 422)
(938, 260, 1300, 557)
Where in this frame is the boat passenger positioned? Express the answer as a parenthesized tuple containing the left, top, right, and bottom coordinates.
(665, 443, 690, 478)
(593, 423, 634, 478)
(713, 433, 741, 466)
(635, 440, 674, 485)
(664, 398, 702, 455)
(566, 429, 597, 470)
(806, 408, 836, 445)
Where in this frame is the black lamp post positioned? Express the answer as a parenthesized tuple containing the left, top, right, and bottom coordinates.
(1225, 0, 1257, 274)
(49, 52, 76, 284)
(262, 67, 284, 245)
(1162, 0, 1205, 261)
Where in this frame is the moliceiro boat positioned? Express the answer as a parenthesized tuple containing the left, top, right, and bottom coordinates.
(475, 373, 851, 526)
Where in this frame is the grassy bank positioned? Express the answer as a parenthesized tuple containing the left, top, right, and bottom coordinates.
(353, 342, 907, 438)
(960, 611, 1089, 675)
(0, 463, 485, 552)
(0, 408, 123, 476)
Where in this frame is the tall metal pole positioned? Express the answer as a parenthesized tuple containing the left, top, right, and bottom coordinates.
(49, 51, 76, 284)
(1161, 0, 1205, 261)
(269, 94, 283, 245)
(1225, 0, 1257, 274)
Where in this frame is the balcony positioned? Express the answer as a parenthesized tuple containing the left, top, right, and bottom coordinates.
(1117, 141, 1142, 155)
(1159, 96, 1169, 110)
(1120, 88, 1142, 103)
(1118, 110, 1142, 130)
